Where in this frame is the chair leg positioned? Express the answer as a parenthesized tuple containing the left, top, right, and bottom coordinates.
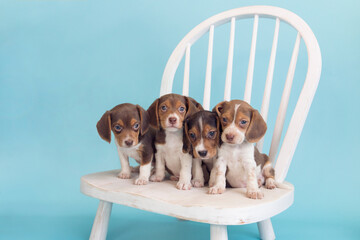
(90, 200, 113, 240)
(210, 224, 228, 240)
(257, 218, 275, 240)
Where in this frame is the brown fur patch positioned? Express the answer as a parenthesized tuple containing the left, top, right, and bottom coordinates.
(213, 100, 267, 143)
(184, 111, 220, 159)
(96, 103, 155, 165)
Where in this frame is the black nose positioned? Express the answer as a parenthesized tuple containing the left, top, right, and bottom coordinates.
(169, 117, 177, 124)
(226, 134, 234, 141)
(125, 140, 133, 147)
(198, 150, 208, 157)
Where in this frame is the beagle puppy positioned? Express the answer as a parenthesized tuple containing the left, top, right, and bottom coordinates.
(209, 100, 276, 199)
(184, 111, 220, 187)
(147, 93, 203, 190)
(97, 103, 154, 185)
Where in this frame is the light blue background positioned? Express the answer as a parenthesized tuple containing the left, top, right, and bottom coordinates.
(1, 0, 359, 239)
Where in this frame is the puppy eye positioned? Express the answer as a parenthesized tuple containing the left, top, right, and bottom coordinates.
(239, 120, 248, 126)
(189, 132, 196, 140)
(133, 123, 140, 130)
(161, 105, 167, 112)
(114, 125, 122, 132)
(222, 117, 228, 123)
(208, 131, 216, 139)
(178, 106, 185, 113)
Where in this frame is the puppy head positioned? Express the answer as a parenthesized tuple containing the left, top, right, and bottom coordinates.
(213, 100, 266, 145)
(96, 103, 149, 147)
(184, 111, 220, 159)
(147, 93, 203, 132)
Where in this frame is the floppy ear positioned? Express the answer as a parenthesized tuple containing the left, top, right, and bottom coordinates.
(136, 105, 150, 135)
(147, 98, 160, 129)
(184, 96, 202, 118)
(96, 111, 112, 143)
(188, 97, 204, 111)
(182, 117, 192, 154)
(245, 109, 267, 143)
(213, 113, 222, 146)
(212, 101, 227, 117)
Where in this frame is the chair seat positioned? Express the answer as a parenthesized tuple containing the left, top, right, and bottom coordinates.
(81, 170, 294, 225)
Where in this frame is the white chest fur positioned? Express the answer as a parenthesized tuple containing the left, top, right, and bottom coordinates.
(116, 142, 141, 163)
(218, 142, 261, 188)
(155, 130, 184, 176)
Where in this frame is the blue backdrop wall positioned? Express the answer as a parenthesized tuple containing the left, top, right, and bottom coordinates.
(1, 0, 359, 239)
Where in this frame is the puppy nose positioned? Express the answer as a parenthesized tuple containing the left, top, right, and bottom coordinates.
(125, 140, 133, 147)
(226, 134, 234, 141)
(198, 150, 208, 157)
(169, 117, 177, 124)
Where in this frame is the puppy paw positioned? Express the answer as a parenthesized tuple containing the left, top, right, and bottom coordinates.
(117, 171, 131, 179)
(134, 177, 148, 185)
(191, 179, 204, 188)
(170, 175, 179, 181)
(176, 181, 192, 190)
(208, 185, 225, 194)
(265, 178, 276, 189)
(246, 189, 264, 199)
(150, 174, 164, 182)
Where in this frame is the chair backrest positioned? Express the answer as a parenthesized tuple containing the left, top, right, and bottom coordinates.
(160, 6, 321, 182)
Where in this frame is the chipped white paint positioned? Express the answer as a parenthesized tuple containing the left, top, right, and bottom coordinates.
(81, 170, 294, 225)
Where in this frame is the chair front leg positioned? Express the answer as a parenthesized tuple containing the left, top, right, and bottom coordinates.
(257, 218, 275, 240)
(90, 200, 113, 240)
(210, 224, 228, 240)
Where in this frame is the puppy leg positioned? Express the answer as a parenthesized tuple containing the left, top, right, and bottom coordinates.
(150, 152, 165, 182)
(191, 158, 204, 188)
(117, 150, 131, 179)
(135, 157, 152, 185)
(263, 161, 276, 189)
(208, 157, 226, 194)
(243, 160, 264, 199)
(176, 153, 192, 190)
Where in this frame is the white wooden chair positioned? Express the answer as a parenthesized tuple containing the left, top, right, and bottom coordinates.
(81, 6, 321, 240)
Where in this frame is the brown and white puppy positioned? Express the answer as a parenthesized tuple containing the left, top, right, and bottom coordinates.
(184, 111, 220, 187)
(97, 103, 154, 185)
(209, 100, 276, 199)
(147, 93, 203, 190)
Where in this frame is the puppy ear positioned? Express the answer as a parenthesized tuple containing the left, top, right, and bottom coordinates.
(245, 109, 267, 143)
(212, 101, 227, 117)
(147, 98, 160, 129)
(182, 117, 192, 154)
(136, 105, 149, 135)
(96, 111, 112, 143)
(213, 113, 222, 146)
(184, 96, 203, 118)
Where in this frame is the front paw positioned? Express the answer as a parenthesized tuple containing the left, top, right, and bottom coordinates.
(134, 177, 148, 185)
(246, 189, 264, 199)
(176, 180, 192, 190)
(265, 178, 276, 189)
(191, 179, 204, 188)
(117, 171, 131, 179)
(150, 174, 164, 182)
(208, 185, 225, 194)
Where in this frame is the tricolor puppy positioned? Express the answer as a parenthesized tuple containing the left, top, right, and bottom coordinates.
(184, 111, 220, 187)
(97, 103, 154, 185)
(147, 93, 203, 190)
(209, 100, 276, 199)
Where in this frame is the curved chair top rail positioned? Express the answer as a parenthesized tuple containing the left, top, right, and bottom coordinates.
(160, 6, 322, 182)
